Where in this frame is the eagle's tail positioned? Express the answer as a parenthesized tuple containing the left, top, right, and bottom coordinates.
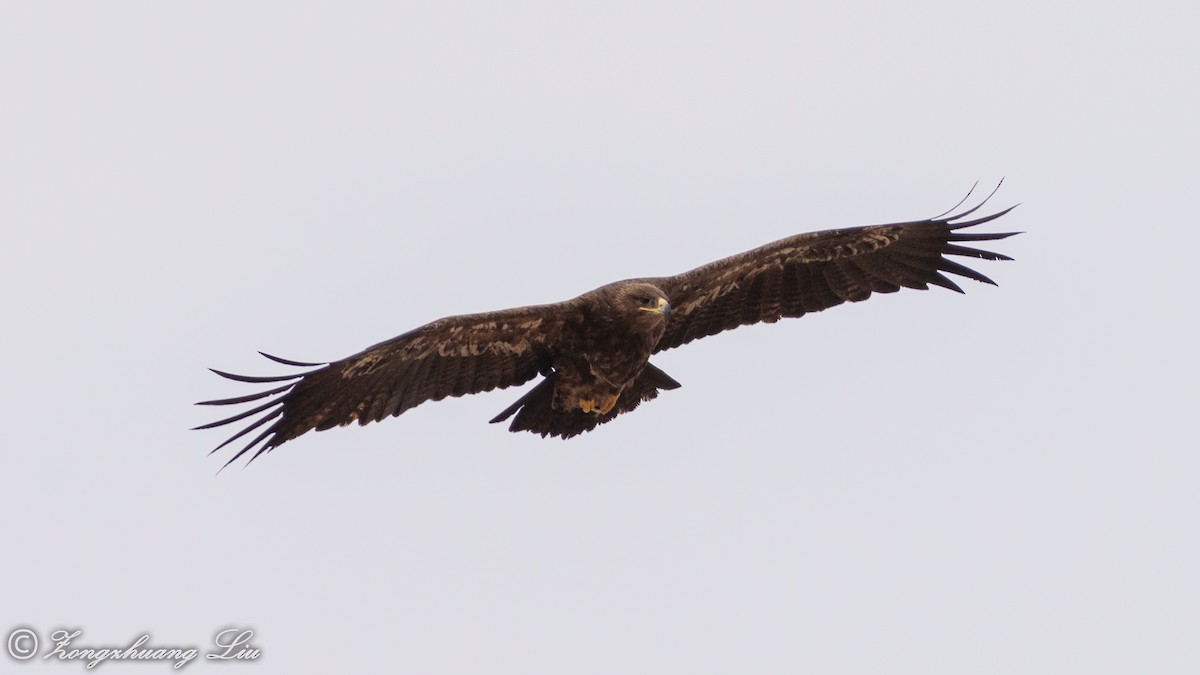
(489, 362, 681, 439)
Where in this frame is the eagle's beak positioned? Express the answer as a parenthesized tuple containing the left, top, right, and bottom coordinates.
(639, 297, 671, 317)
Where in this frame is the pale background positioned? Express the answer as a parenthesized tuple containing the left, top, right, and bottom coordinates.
(2, 1, 1197, 673)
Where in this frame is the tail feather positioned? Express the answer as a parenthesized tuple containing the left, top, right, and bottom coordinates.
(490, 363, 681, 438)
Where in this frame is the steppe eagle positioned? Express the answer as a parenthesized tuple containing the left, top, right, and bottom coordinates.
(198, 187, 1018, 466)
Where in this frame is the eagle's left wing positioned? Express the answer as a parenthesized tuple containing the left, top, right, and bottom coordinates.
(646, 197, 1019, 353)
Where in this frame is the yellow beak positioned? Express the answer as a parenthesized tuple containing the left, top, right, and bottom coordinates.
(638, 297, 671, 316)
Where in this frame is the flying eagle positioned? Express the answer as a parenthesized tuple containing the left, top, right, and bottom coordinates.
(198, 188, 1018, 466)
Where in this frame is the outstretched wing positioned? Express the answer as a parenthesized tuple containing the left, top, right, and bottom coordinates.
(645, 194, 1019, 352)
(196, 302, 577, 468)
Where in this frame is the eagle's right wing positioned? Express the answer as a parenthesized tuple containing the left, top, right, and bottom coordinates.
(195, 302, 577, 468)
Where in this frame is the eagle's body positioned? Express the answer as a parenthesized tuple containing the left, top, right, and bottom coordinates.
(544, 282, 672, 415)
(199, 189, 1019, 466)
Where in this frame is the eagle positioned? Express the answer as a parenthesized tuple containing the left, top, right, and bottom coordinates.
(198, 188, 1018, 467)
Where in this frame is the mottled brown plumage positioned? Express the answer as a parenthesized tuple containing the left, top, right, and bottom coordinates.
(198, 188, 1019, 467)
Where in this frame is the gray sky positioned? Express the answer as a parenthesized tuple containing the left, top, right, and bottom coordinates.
(2, 1, 1197, 673)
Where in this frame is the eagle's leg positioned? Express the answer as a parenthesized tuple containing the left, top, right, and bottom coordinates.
(579, 391, 621, 415)
(596, 392, 620, 414)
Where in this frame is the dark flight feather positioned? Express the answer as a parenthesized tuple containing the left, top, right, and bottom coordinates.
(199, 186, 1019, 467)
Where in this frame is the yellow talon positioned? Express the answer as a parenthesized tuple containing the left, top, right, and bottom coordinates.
(579, 394, 620, 415)
(597, 393, 619, 414)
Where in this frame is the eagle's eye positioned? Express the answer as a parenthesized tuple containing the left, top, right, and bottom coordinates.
(636, 296, 652, 306)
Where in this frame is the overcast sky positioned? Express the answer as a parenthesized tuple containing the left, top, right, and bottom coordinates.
(3, 1, 1197, 673)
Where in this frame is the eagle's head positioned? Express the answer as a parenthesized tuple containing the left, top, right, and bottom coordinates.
(608, 281, 671, 326)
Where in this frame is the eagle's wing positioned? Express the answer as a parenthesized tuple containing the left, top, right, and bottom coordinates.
(646, 199, 1019, 353)
(196, 302, 576, 467)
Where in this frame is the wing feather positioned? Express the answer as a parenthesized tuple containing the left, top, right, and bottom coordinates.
(928, 272, 965, 294)
(844, 254, 902, 291)
(642, 194, 1019, 352)
(794, 264, 825, 314)
(935, 257, 998, 286)
(757, 261, 785, 321)
(210, 408, 283, 456)
(364, 378, 396, 424)
(777, 257, 803, 318)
